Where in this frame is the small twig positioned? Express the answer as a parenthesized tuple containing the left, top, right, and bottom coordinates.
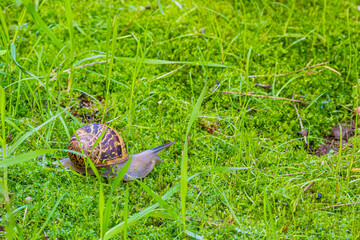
(339, 103, 353, 112)
(303, 182, 314, 193)
(187, 217, 224, 228)
(314, 202, 360, 211)
(64, 60, 108, 73)
(303, 171, 327, 193)
(248, 62, 329, 78)
(212, 79, 220, 91)
(323, 66, 342, 77)
(214, 90, 309, 105)
(254, 83, 271, 91)
(23, 197, 31, 222)
(277, 172, 306, 177)
(214, 130, 234, 138)
(50, 60, 108, 82)
(23, 207, 28, 222)
(150, 65, 185, 83)
(119, 10, 142, 36)
(35, 57, 69, 89)
(51, 57, 68, 74)
(187, 217, 224, 222)
(43, 230, 49, 239)
(190, 184, 201, 194)
(106, 114, 122, 124)
(293, 98, 308, 148)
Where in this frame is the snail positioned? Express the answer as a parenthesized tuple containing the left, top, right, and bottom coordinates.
(54, 124, 174, 181)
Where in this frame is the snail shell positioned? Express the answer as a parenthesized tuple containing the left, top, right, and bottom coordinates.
(67, 124, 129, 167)
(55, 124, 174, 181)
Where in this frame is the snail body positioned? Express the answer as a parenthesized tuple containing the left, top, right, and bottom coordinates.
(55, 124, 174, 181)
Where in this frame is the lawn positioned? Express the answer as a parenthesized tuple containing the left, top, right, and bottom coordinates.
(0, 0, 360, 239)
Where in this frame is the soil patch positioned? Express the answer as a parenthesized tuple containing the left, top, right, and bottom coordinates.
(315, 122, 358, 157)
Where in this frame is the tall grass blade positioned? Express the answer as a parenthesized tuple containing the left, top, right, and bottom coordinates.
(221, 191, 242, 227)
(32, 192, 67, 239)
(127, 34, 142, 131)
(103, 15, 117, 121)
(101, 157, 132, 239)
(157, 0, 164, 15)
(12, 7, 27, 44)
(104, 166, 250, 239)
(99, 184, 105, 239)
(0, 149, 58, 168)
(201, 7, 230, 23)
(64, 0, 75, 91)
(5, 204, 16, 239)
(124, 181, 129, 239)
(25, 3, 63, 49)
(10, 43, 44, 86)
(0, 86, 5, 147)
(7, 108, 68, 156)
(0, 85, 9, 202)
(74, 54, 226, 68)
(0, 6, 10, 45)
(181, 62, 208, 228)
(132, 177, 179, 219)
(264, 190, 275, 239)
(104, 184, 180, 240)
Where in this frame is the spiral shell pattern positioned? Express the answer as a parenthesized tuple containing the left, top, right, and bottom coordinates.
(68, 124, 129, 167)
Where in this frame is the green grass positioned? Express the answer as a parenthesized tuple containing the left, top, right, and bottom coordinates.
(1, 0, 360, 239)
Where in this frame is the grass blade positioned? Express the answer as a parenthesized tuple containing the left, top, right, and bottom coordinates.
(10, 43, 45, 86)
(181, 63, 208, 228)
(264, 190, 275, 239)
(0, 85, 9, 202)
(12, 7, 27, 44)
(0, 149, 58, 168)
(103, 14, 117, 121)
(102, 157, 132, 238)
(157, 0, 164, 15)
(221, 191, 242, 227)
(10, 44, 79, 127)
(124, 183, 129, 239)
(104, 166, 251, 239)
(7, 108, 67, 156)
(187, 167, 252, 182)
(0, 5, 10, 45)
(104, 184, 179, 240)
(73, 54, 226, 68)
(0, 86, 5, 147)
(99, 184, 105, 238)
(32, 192, 67, 239)
(132, 177, 179, 219)
(64, 0, 75, 91)
(25, 3, 62, 49)
(201, 7, 230, 23)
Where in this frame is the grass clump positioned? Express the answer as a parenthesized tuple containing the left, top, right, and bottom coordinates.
(0, 0, 360, 239)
